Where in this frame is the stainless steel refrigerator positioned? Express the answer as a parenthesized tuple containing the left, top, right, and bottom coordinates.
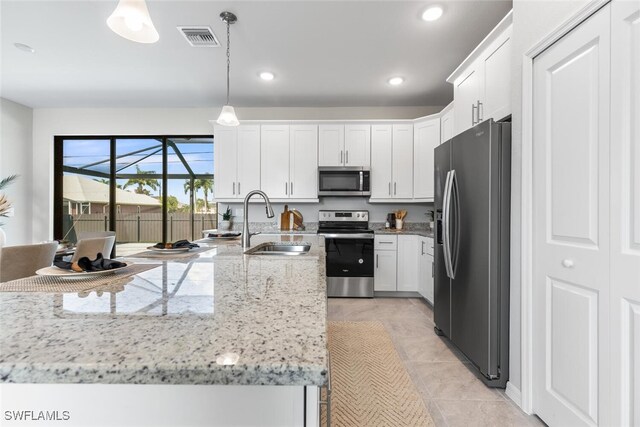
(433, 119, 511, 388)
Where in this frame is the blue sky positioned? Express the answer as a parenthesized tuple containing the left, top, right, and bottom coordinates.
(63, 138, 214, 204)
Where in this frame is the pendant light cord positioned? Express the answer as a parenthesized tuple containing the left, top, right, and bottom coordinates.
(226, 19, 231, 106)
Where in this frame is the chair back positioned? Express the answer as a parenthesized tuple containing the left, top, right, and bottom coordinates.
(0, 242, 58, 282)
(72, 236, 116, 262)
(77, 231, 116, 241)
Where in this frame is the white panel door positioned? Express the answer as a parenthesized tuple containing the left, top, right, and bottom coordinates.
(374, 250, 397, 291)
(260, 125, 290, 199)
(290, 125, 318, 199)
(532, 6, 610, 427)
(370, 125, 393, 199)
(610, 2, 640, 426)
(413, 118, 440, 200)
(237, 125, 261, 198)
(454, 65, 480, 135)
(213, 126, 238, 199)
(344, 124, 371, 167)
(441, 107, 454, 143)
(318, 125, 344, 167)
(481, 26, 512, 122)
(392, 124, 414, 199)
(397, 235, 419, 292)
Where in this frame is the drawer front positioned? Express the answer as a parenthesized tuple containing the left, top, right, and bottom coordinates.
(375, 234, 398, 250)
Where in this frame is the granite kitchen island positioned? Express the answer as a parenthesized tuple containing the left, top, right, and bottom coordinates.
(0, 234, 328, 427)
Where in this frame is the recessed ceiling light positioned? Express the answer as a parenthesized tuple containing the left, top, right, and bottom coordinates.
(14, 43, 35, 53)
(259, 72, 275, 81)
(388, 77, 405, 86)
(422, 6, 444, 21)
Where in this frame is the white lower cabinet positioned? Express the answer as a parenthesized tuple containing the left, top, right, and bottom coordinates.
(374, 234, 433, 301)
(374, 235, 397, 291)
(397, 235, 419, 292)
(418, 237, 434, 304)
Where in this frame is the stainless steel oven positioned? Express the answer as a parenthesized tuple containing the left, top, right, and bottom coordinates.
(318, 210, 374, 297)
(318, 167, 371, 196)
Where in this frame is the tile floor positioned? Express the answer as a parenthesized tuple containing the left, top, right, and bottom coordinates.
(327, 297, 545, 427)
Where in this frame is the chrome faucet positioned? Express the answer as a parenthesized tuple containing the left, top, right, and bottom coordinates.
(242, 190, 274, 248)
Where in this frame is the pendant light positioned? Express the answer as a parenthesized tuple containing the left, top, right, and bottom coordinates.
(107, 0, 159, 44)
(216, 11, 239, 126)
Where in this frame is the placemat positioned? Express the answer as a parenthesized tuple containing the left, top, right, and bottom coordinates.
(126, 246, 215, 259)
(0, 263, 159, 293)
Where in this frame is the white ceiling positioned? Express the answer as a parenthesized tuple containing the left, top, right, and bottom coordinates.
(0, 1, 512, 108)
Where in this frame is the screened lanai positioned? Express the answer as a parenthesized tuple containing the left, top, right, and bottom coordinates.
(53, 136, 216, 256)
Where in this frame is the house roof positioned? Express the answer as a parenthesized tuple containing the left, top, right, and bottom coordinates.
(63, 175, 161, 206)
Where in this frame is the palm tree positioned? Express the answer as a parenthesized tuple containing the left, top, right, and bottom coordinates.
(123, 165, 160, 196)
(184, 178, 214, 212)
(94, 178, 122, 189)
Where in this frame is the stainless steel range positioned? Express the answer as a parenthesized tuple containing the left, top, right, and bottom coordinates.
(318, 210, 374, 298)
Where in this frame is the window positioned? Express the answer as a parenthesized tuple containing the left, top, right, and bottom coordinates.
(54, 135, 215, 256)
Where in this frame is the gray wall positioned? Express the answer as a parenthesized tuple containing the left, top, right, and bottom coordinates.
(0, 98, 34, 245)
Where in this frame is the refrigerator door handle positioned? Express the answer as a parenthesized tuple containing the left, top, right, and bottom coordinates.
(443, 170, 454, 279)
(450, 169, 460, 279)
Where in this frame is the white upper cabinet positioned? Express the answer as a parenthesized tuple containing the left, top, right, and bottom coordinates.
(454, 64, 482, 135)
(448, 11, 513, 137)
(440, 103, 454, 144)
(370, 124, 413, 201)
(261, 124, 318, 201)
(236, 125, 261, 198)
(318, 124, 370, 167)
(413, 117, 440, 201)
(213, 125, 261, 201)
(289, 125, 318, 199)
(370, 125, 393, 199)
(392, 124, 414, 199)
(344, 125, 371, 167)
(260, 125, 290, 199)
(318, 125, 344, 167)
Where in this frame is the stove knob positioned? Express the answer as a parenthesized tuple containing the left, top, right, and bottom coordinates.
(356, 213, 361, 218)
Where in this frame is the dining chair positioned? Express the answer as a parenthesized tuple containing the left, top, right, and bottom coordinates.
(71, 236, 116, 262)
(77, 231, 116, 241)
(0, 241, 59, 282)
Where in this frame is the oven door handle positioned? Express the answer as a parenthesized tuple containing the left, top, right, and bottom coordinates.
(318, 233, 375, 239)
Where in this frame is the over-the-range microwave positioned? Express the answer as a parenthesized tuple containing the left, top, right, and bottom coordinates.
(318, 167, 371, 196)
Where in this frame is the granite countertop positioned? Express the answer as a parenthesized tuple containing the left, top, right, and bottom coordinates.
(0, 235, 327, 386)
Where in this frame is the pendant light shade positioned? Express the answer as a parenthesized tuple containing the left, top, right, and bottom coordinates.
(216, 105, 240, 126)
(107, 0, 159, 44)
(215, 11, 239, 127)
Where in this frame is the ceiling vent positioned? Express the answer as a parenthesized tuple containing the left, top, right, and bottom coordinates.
(177, 26, 220, 47)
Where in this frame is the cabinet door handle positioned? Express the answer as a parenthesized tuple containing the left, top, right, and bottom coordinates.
(340, 150, 344, 164)
(388, 182, 391, 195)
(290, 182, 293, 195)
(477, 100, 483, 122)
(346, 151, 349, 164)
(376, 254, 379, 268)
(237, 182, 241, 195)
(379, 241, 393, 244)
(232, 182, 235, 195)
(432, 261, 435, 277)
(471, 103, 477, 125)
(421, 241, 425, 255)
(285, 182, 288, 195)
(394, 182, 397, 195)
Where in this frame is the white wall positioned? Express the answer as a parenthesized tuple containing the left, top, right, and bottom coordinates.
(31, 106, 442, 242)
(0, 98, 33, 245)
(509, 0, 591, 399)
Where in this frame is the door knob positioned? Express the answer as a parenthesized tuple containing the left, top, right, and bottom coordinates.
(561, 259, 574, 268)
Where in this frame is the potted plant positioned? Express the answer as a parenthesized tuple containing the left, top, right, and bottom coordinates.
(219, 206, 233, 231)
(0, 174, 18, 246)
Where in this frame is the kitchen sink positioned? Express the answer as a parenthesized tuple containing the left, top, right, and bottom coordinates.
(244, 242, 311, 256)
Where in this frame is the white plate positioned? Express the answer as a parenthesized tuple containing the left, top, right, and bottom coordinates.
(146, 246, 191, 253)
(36, 263, 132, 279)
